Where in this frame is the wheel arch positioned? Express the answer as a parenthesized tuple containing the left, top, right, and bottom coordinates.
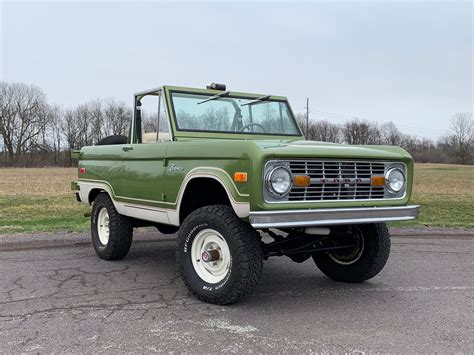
(88, 188, 106, 204)
(175, 174, 250, 225)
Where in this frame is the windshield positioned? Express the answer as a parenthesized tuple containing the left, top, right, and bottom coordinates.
(170, 92, 302, 136)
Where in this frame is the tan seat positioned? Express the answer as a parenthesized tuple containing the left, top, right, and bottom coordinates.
(158, 132, 171, 142)
(142, 132, 172, 144)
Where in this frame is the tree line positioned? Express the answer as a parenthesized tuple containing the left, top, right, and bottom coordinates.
(1, 81, 472, 167)
(295, 112, 473, 164)
(1, 82, 131, 167)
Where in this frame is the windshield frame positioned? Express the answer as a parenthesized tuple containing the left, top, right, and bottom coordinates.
(165, 87, 304, 140)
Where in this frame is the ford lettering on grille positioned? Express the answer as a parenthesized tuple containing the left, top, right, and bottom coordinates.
(317, 178, 367, 185)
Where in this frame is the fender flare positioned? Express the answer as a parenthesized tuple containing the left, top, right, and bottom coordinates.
(169, 168, 250, 225)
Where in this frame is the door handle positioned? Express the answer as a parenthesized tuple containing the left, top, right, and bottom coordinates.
(122, 146, 133, 152)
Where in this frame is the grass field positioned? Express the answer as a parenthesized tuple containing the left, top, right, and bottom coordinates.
(0, 168, 89, 234)
(393, 164, 474, 228)
(0, 164, 473, 234)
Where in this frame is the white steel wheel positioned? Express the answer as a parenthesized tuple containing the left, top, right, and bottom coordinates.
(97, 207, 110, 246)
(191, 228, 231, 284)
(91, 193, 133, 261)
(328, 227, 365, 265)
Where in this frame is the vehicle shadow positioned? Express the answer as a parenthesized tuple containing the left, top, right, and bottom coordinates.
(125, 235, 394, 308)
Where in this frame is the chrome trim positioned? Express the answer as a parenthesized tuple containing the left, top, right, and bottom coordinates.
(385, 167, 406, 194)
(249, 205, 420, 229)
(263, 160, 408, 203)
(265, 165, 293, 199)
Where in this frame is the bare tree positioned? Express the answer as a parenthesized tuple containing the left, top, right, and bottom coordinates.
(449, 112, 473, 164)
(62, 108, 80, 151)
(341, 119, 382, 145)
(381, 121, 402, 146)
(89, 99, 104, 142)
(0, 82, 52, 165)
(309, 120, 340, 143)
(44, 105, 64, 164)
(140, 111, 157, 133)
(103, 98, 131, 136)
(60, 98, 132, 152)
(294, 114, 340, 142)
(62, 104, 94, 150)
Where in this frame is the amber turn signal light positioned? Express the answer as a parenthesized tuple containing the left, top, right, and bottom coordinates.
(293, 175, 311, 187)
(234, 172, 248, 182)
(371, 175, 385, 187)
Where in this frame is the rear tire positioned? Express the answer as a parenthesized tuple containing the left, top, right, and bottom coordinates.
(91, 192, 133, 260)
(313, 223, 390, 283)
(177, 205, 263, 305)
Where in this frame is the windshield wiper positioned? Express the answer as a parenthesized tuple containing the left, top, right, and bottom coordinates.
(240, 95, 271, 107)
(197, 91, 230, 105)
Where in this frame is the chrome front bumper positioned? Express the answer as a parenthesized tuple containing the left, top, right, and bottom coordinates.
(249, 205, 420, 229)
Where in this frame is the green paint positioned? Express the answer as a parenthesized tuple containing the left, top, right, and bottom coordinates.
(74, 85, 415, 220)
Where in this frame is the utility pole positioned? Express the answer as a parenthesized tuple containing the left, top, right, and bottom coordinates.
(305, 98, 309, 139)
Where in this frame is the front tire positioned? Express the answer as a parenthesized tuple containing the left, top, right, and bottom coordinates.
(91, 192, 133, 260)
(313, 223, 391, 283)
(177, 205, 263, 305)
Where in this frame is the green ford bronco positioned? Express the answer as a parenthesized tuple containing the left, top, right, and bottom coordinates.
(72, 83, 419, 305)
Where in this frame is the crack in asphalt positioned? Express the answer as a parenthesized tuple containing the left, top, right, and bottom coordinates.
(0, 234, 472, 353)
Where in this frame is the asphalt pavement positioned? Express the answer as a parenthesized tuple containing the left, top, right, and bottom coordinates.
(0, 230, 472, 353)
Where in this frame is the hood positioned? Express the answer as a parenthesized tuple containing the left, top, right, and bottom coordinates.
(250, 139, 412, 161)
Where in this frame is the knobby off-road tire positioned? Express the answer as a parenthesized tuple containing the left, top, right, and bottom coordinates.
(313, 223, 391, 283)
(177, 205, 263, 305)
(91, 192, 133, 260)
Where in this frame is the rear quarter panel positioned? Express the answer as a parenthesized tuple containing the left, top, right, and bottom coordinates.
(77, 145, 124, 201)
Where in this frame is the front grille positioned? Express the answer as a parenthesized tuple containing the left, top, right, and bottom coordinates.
(288, 160, 386, 201)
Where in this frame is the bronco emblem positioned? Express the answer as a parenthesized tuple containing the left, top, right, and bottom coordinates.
(169, 164, 184, 172)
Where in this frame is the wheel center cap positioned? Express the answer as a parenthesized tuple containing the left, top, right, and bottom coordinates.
(202, 249, 220, 262)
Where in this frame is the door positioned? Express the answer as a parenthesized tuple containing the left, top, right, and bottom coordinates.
(117, 90, 173, 224)
(120, 143, 168, 205)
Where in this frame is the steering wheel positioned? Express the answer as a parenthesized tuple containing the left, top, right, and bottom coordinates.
(239, 123, 266, 133)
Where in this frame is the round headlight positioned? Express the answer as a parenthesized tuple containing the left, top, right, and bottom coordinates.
(267, 166, 292, 196)
(385, 168, 406, 194)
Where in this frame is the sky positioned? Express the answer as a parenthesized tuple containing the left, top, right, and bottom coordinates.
(1, 0, 472, 140)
